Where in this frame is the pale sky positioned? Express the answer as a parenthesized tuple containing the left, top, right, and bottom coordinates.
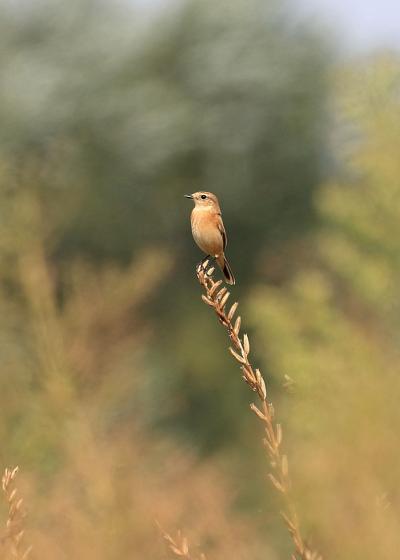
(294, 0, 400, 52)
(132, 0, 400, 53)
(8, 0, 400, 52)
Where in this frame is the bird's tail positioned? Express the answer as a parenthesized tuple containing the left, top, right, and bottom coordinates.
(216, 254, 235, 285)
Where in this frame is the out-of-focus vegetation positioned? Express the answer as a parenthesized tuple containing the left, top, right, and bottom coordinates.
(251, 57, 400, 559)
(0, 0, 399, 557)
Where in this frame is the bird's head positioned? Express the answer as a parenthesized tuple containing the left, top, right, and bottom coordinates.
(184, 191, 220, 210)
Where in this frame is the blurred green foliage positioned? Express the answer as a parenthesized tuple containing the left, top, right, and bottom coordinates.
(0, 0, 331, 555)
(2, 0, 399, 558)
(0, 0, 330, 454)
(250, 56, 400, 559)
(0, 0, 329, 262)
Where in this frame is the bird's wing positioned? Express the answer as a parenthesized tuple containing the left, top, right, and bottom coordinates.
(217, 215, 227, 250)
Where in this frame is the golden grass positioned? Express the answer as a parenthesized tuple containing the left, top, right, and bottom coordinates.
(196, 262, 322, 560)
(1, 467, 32, 560)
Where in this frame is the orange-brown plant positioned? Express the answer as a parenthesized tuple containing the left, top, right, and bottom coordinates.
(158, 525, 207, 560)
(1, 467, 32, 560)
(196, 262, 322, 560)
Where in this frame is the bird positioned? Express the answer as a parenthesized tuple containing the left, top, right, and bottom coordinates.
(185, 191, 235, 285)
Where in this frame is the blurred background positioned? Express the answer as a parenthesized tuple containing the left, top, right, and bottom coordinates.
(0, 0, 399, 558)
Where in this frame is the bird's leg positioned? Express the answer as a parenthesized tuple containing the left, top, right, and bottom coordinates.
(196, 255, 214, 274)
(196, 255, 209, 273)
(197, 255, 218, 278)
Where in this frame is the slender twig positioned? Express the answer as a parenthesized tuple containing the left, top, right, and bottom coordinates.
(196, 262, 322, 560)
(1, 467, 32, 560)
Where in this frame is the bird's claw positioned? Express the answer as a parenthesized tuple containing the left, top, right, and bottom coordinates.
(196, 259, 209, 274)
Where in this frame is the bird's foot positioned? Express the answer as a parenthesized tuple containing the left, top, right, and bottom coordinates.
(196, 256, 209, 274)
(196, 256, 216, 276)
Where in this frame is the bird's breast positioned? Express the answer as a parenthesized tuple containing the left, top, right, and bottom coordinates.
(191, 209, 223, 256)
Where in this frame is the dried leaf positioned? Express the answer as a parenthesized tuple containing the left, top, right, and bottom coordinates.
(234, 316, 241, 335)
(268, 473, 284, 493)
(209, 279, 223, 297)
(269, 403, 275, 419)
(243, 333, 250, 355)
(257, 376, 267, 401)
(227, 302, 238, 321)
(276, 424, 282, 446)
(21, 546, 33, 560)
(263, 438, 275, 455)
(216, 287, 227, 301)
(242, 366, 256, 386)
(250, 403, 267, 421)
(201, 295, 214, 307)
(14, 530, 25, 545)
(281, 511, 296, 531)
(181, 537, 189, 555)
(220, 291, 230, 308)
(171, 545, 184, 556)
(229, 347, 247, 364)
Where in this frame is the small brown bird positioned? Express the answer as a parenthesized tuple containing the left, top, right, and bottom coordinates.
(185, 191, 235, 285)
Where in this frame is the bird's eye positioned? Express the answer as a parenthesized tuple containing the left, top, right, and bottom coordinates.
(201, 194, 207, 200)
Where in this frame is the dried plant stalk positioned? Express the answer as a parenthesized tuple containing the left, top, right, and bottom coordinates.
(158, 524, 207, 560)
(1, 467, 32, 560)
(196, 262, 322, 560)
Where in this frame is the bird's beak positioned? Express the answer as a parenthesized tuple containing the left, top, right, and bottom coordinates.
(184, 194, 193, 199)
